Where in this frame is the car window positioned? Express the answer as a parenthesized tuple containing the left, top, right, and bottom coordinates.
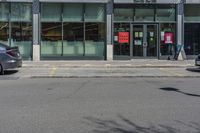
(0, 42, 10, 49)
(0, 43, 8, 53)
(0, 48, 5, 54)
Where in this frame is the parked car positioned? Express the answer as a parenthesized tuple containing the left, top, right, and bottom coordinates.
(0, 42, 22, 75)
(195, 54, 200, 67)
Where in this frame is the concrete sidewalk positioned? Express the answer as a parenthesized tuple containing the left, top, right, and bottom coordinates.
(4, 59, 199, 78)
(22, 59, 195, 68)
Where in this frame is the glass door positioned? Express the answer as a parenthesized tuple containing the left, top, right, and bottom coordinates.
(132, 24, 158, 58)
(147, 25, 157, 57)
(132, 25, 143, 57)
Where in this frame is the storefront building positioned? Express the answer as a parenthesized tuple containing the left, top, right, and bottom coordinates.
(0, 0, 199, 60)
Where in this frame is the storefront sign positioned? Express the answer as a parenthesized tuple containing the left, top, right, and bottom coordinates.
(164, 32, 173, 44)
(118, 32, 129, 43)
(134, 40, 142, 45)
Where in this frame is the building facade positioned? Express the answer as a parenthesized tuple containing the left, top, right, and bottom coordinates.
(0, 0, 199, 61)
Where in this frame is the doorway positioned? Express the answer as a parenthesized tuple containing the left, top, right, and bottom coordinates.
(132, 24, 158, 58)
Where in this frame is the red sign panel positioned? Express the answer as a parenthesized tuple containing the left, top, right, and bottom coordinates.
(118, 32, 129, 43)
(164, 32, 173, 44)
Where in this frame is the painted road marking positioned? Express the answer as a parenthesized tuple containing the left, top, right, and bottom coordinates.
(49, 66, 57, 76)
(105, 64, 111, 67)
(84, 64, 91, 67)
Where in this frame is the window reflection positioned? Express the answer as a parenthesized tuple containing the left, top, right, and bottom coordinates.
(0, 3, 9, 21)
(85, 4, 105, 22)
(40, 3, 106, 58)
(11, 22, 32, 58)
(41, 22, 62, 56)
(156, 5, 175, 21)
(184, 23, 200, 55)
(160, 23, 176, 56)
(11, 22, 32, 41)
(185, 5, 200, 22)
(41, 3, 62, 22)
(114, 23, 130, 56)
(114, 8, 133, 21)
(63, 23, 84, 56)
(85, 23, 105, 56)
(42, 23, 62, 41)
(135, 8, 154, 21)
(11, 3, 32, 22)
(0, 22, 9, 43)
(63, 4, 83, 22)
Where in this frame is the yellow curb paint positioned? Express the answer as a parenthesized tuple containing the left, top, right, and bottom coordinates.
(49, 66, 57, 76)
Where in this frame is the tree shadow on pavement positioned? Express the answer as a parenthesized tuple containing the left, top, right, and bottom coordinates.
(84, 115, 200, 133)
(159, 87, 200, 98)
(3, 70, 18, 75)
(186, 68, 200, 73)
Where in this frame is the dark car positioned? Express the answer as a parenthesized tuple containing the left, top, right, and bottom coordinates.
(195, 54, 200, 67)
(0, 42, 22, 75)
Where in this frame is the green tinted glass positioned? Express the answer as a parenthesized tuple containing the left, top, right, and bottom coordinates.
(63, 4, 83, 22)
(114, 8, 133, 21)
(41, 3, 61, 22)
(185, 5, 200, 22)
(85, 4, 105, 22)
(0, 3, 9, 21)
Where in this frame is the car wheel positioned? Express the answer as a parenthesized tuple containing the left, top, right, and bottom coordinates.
(0, 64, 4, 75)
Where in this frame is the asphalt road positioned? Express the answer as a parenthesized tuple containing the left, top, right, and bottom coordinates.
(0, 77, 200, 133)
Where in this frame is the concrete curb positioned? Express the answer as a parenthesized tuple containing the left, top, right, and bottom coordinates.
(21, 60, 195, 68)
(30, 75, 200, 78)
(22, 65, 195, 68)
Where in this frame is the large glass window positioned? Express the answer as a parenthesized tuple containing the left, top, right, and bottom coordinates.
(0, 22, 9, 43)
(41, 22, 62, 56)
(10, 3, 32, 59)
(184, 5, 200, 55)
(160, 23, 176, 56)
(0, 3, 32, 59)
(114, 8, 133, 21)
(11, 22, 32, 59)
(11, 3, 32, 22)
(0, 3, 9, 44)
(114, 23, 130, 56)
(85, 4, 105, 22)
(184, 23, 200, 55)
(85, 4, 105, 57)
(41, 3, 61, 22)
(41, 3, 106, 59)
(85, 23, 105, 57)
(41, 3, 62, 57)
(185, 5, 200, 22)
(0, 3, 9, 21)
(135, 6, 154, 21)
(156, 5, 175, 22)
(63, 23, 84, 56)
(63, 4, 83, 22)
(63, 4, 84, 57)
